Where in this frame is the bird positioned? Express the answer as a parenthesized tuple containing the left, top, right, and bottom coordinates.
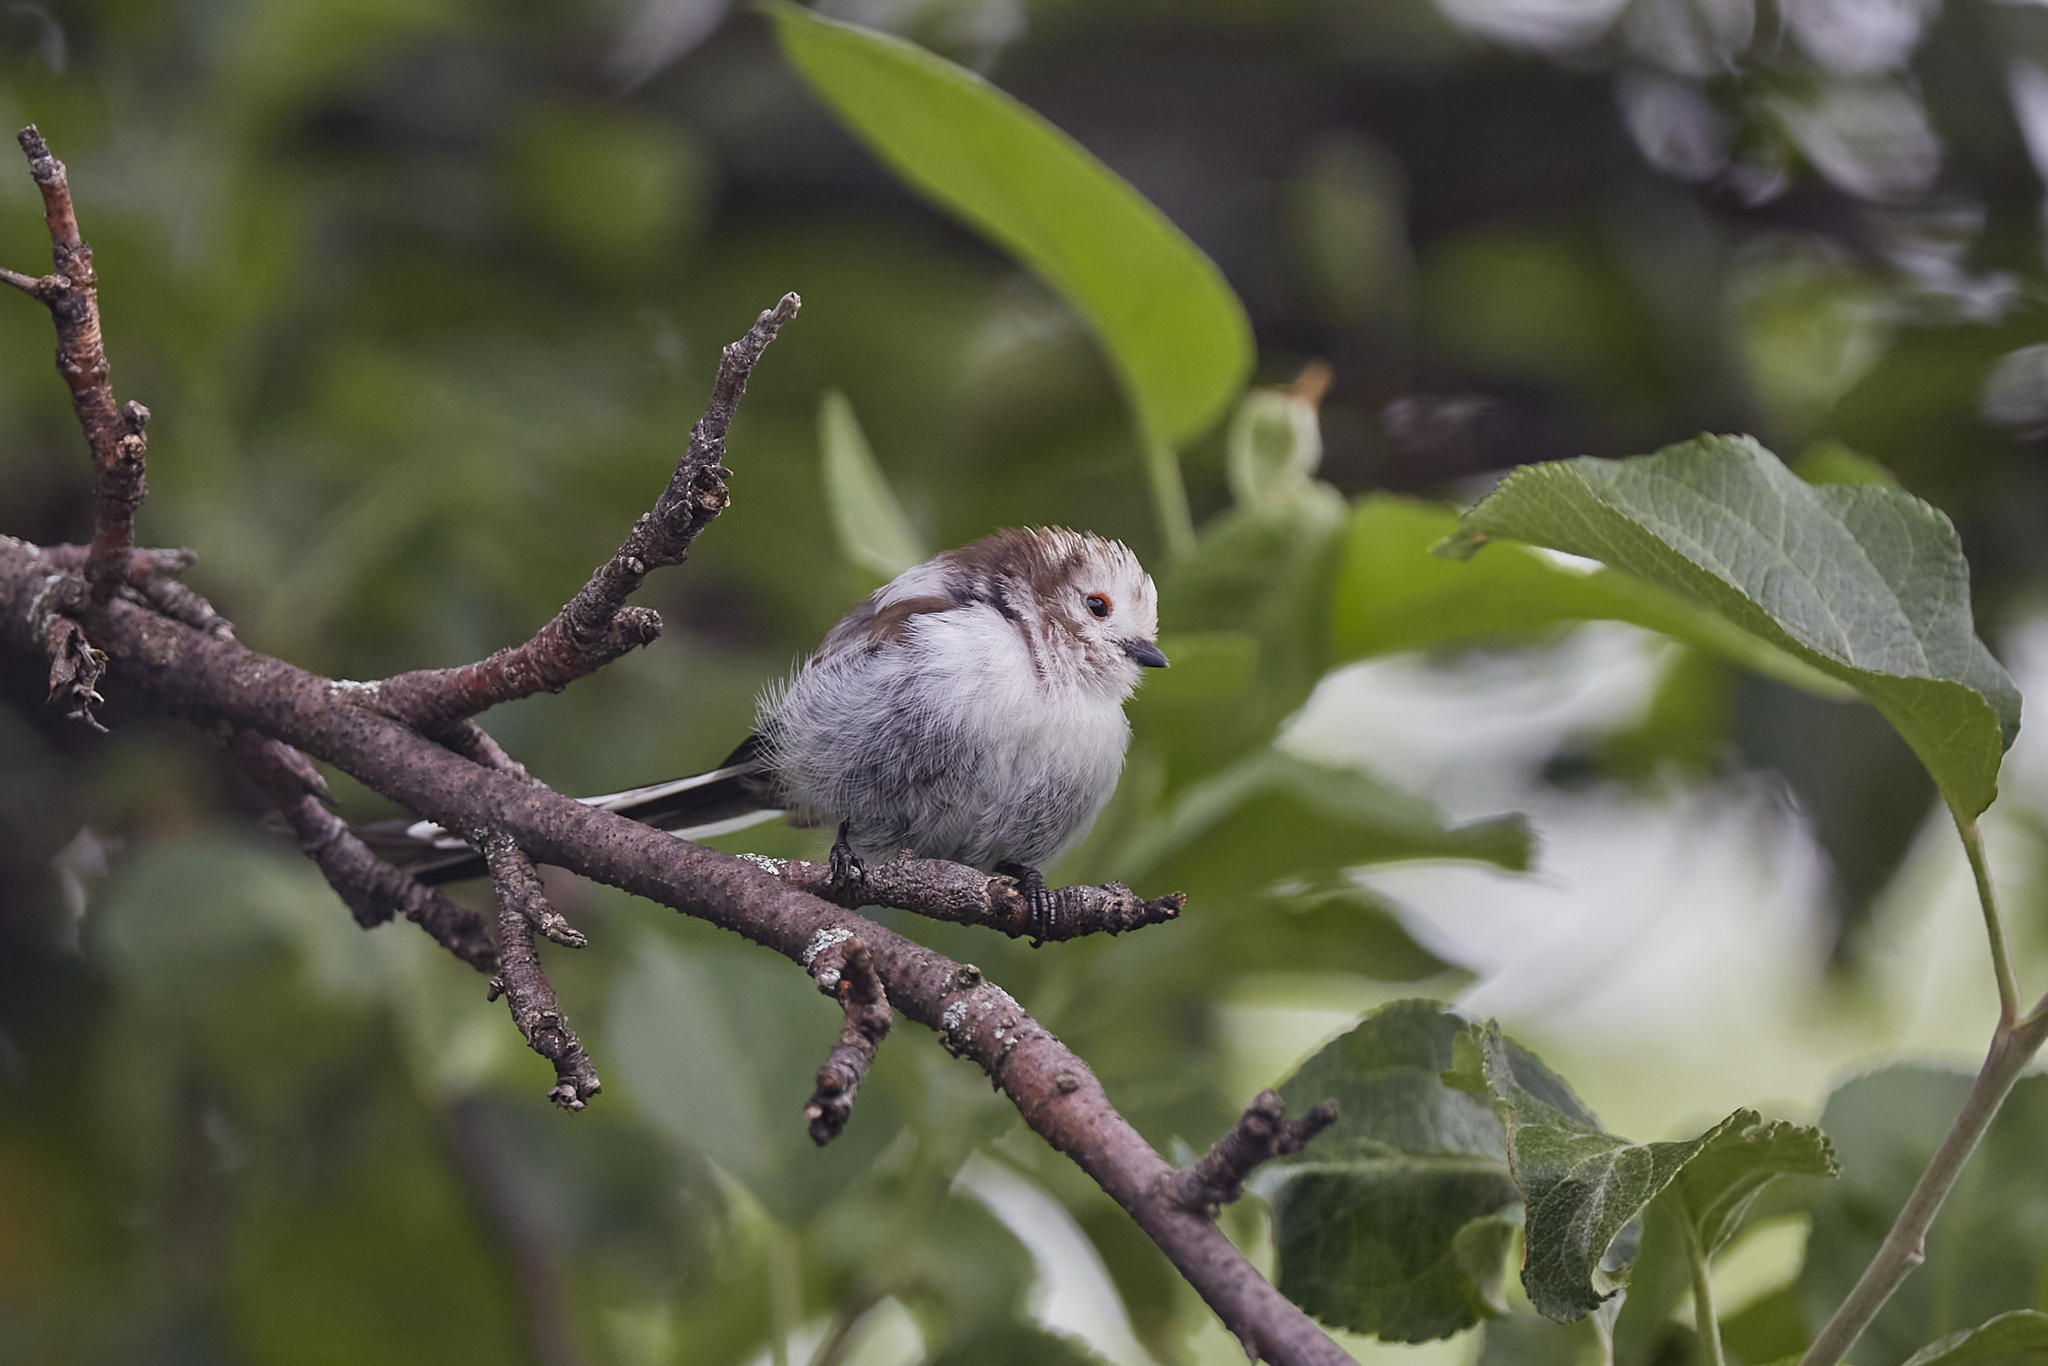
(367, 527, 1169, 929)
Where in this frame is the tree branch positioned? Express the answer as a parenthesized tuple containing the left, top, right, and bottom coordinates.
(481, 831, 601, 1111)
(227, 728, 498, 971)
(366, 294, 801, 733)
(758, 852, 1183, 942)
(1166, 1089, 1338, 1216)
(0, 553, 1354, 1366)
(804, 934, 893, 1146)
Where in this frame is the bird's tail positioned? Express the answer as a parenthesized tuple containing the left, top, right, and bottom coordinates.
(355, 735, 779, 886)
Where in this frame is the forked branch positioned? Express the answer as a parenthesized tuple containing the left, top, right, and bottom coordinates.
(228, 729, 498, 971)
(1167, 1089, 1338, 1216)
(804, 933, 893, 1145)
(367, 294, 801, 734)
(482, 833, 601, 1111)
(0, 557, 1355, 1366)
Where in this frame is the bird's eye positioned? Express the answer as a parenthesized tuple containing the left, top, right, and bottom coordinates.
(1085, 593, 1112, 619)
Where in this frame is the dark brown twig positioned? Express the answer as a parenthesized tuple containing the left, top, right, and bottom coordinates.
(230, 729, 497, 971)
(367, 294, 802, 733)
(41, 543, 234, 640)
(0, 562, 1354, 1365)
(440, 720, 529, 778)
(805, 934, 893, 1145)
(128, 572, 232, 639)
(480, 832, 600, 1110)
(3, 128, 148, 607)
(1167, 1090, 1339, 1216)
(764, 852, 1184, 942)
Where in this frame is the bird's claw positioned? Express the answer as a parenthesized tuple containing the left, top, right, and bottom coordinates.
(828, 821, 865, 892)
(999, 862, 1058, 946)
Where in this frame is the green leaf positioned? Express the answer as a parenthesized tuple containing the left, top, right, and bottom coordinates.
(1900, 1310, 2048, 1366)
(1256, 1000, 1594, 1341)
(1115, 747, 1532, 896)
(769, 0, 1253, 553)
(1799, 1067, 2048, 1366)
(1606, 1118, 1835, 1366)
(818, 389, 926, 580)
(1453, 1021, 1831, 1324)
(1331, 494, 1856, 699)
(1437, 435, 2022, 819)
(1655, 1116, 1836, 1258)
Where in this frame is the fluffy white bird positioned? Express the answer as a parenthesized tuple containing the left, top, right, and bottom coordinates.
(377, 527, 1168, 916)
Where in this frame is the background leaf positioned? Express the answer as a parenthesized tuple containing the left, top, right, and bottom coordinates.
(769, 2, 1251, 447)
(818, 388, 926, 580)
(1439, 435, 2022, 818)
(769, 0, 1254, 555)
(1116, 747, 1533, 895)
(1900, 1310, 2048, 1366)
(1798, 1067, 2048, 1366)
(603, 932, 904, 1226)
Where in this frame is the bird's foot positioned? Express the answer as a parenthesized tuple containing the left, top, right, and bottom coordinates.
(997, 862, 1057, 946)
(827, 821, 865, 892)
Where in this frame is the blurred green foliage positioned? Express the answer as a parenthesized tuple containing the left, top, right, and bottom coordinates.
(8, 0, 2048, 1363)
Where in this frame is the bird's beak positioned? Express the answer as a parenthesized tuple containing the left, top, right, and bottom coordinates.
(1122, 638, 1170, 668)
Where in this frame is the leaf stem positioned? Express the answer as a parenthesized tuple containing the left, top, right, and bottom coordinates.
(1957, 817, 2020, 1026)
(1143, 431, 1196, 564)
(1796, 1017, 2048, 1366)
(1683, 1219, 1725, 1366)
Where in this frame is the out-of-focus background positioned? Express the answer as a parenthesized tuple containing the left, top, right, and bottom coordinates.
(6, 1, 2048, 1363)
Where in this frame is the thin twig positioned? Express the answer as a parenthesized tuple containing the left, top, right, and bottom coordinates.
(762, 852, 1184, 942)
(480, 832, 601, 1110)
(804, 935, 893, 1145)
(1166, 1089, 1337, 1215)
(9, 127, 149, 606)
(230, 729, 497, 971)
(367, 294, 801, 732)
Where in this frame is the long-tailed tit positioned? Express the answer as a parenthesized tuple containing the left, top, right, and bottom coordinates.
(373, 527, 1168, 921)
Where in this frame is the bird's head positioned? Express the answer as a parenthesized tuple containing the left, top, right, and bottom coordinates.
(941, 527, 1166, 695)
